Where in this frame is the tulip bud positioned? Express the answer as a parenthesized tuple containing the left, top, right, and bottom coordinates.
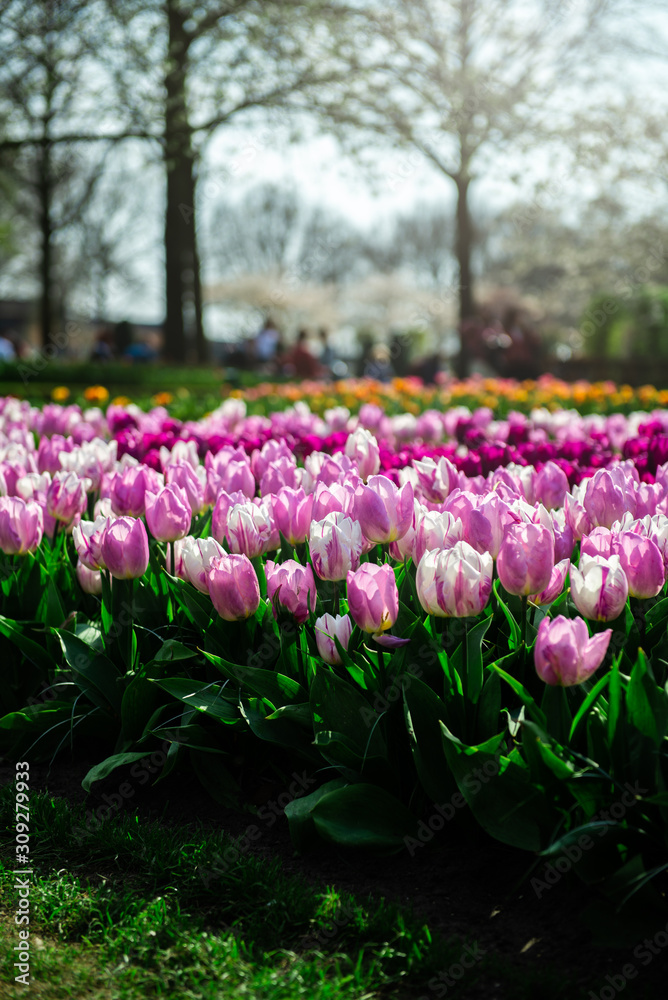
(613, 531, 665, 599)
(569, 553, 628, 621)
(416, 540, 493, 618)
(225, 500, 276, 558)
(266, 559, 317, 623)
(76, 560, 102, 595)
(309, 512, 364, 581)
(533, 461, 569, 511)
(314, 613, 353, 665)
(534, 615, 611, 686)
(46, 470, 89, 525)
(272, 486, 314, 545)
(165, 461, 206, 514)
(346, 563, 398, 633)
(208, 553, 260, 621)
(413, 508, 463, 566)
(528, 558, 570, 606)
(101, 516, 150, 579)
(72, 515, 111, 570)
(180, 536, 226, 593)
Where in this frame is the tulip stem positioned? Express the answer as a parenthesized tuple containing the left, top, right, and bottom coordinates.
(333, 586, 340, 617)
(521, 595, 528, 664)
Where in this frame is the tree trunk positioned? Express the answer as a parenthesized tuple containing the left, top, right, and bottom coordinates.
(454, 174, 474, 379)
(163, 0, 206, 364)
(37, 138, 54, 349)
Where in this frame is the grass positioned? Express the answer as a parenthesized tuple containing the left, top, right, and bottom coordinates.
(0, 789, 587, 1000)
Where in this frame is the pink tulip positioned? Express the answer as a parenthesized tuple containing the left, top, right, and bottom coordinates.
(266, 559, 317, 623)
(551, 509, 574, 562)
(165, 461, 206, 514)
(389, 498, 421, 562)
(564, 490, 593, 541)
(570, 553, 628, 621)
(144, 485, 192, 542)
(110, 464, 162, 518)
(260, 455, 301, 496)
(613, 531, 665, 599)
(46, 470, 89, 524)
(76, 560, 102, 595)
(72, 515, 111, 570)
(208, 553, 260, 621)
(354, 474, 414, 544)
(210, 489, 248, 543)
(528, 558, 570, 606)
(0, 497, 43, 554)
(413, 456, 460, 502)
(346, 563, 399, 633)
(465, 494, 519, 560)
(344, 427, 380, 480)
(309, 512, 364, 581)
(533, 461, 569, 511)
(580, 527, 616, 560)
(218, 457, 256, 498)
(497, 521, 554, 597)
(180, 536, 226, 593)
(314, 613, 353, 665)
(416, 540, 493, 618)
(583, 468, 634, 529)
(413, 509, 463, 566)
(273, 486, 314, 545)
(101, 516, 150, 579)
(535, 615, 611, 686)
(311, 480, 357, 522)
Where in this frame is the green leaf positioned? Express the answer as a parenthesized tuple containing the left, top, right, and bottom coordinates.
(284, 778, 348, 852)
(627, 650, 668, 745)
(202, 650, 306, 707)
(402, 674, 456, 803)
(449, 616, 492, 704)
(155, 639, 198, 662)
(492, 663, 547, 728)
(82, 752, 151, 792)
(493, 580, 521, 650)
(152, 677, 239, 723)
(310, 668, 386, 759)
(190, 749, 240, 808)
(607, 656, 622, 745)
(569, 671, 611, 743)
(57, 631, 122, 714)
(311, 783, 418, 854)
(0, 616, 52, 672)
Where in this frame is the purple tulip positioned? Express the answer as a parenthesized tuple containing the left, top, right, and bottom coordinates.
(534, 461, 569, 511)
(110, 464, 162, 518)
(580, 527, 616, 560)
(309, 512, 364, 581)
(416, 540, 493, 618)
(315, 612, 353, 665)
(144, 484, 192, 542)
(266, 559, 317, 623)
(613, 531, 665, 599)
(101, 516, 150, 579)
(497, 522, 554, 597)
(0, 497, 44, 554)
(583, 468, 634, 529)
(273, 486, 314, 545)
(311, 480, 357, 522)
(354, 474, 414, 544)
(535, 615, 611, 686)
(46, 470, 89, 525)
(465, 494, 519, 560)
(570, 553, 628, 621)
(528, 558, 570, 606)
(346, 562, 399, 633)
(210, 489, 248, 543)
(208, 553, 261, 621)
(165, 461, 206, 514)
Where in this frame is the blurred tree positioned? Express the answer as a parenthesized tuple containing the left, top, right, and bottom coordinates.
(104, 0, 362, 363)
(319, 0, 652, 376)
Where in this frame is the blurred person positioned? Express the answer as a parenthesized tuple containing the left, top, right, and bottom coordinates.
(0, 332, 16, 361)
(280, 329, 324, 379)
(496, 306, 544, 379)
(254, 317, 281, 368)
(363, 343, 394, 382)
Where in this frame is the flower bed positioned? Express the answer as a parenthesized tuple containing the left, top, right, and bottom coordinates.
(1, 391, 668, 922)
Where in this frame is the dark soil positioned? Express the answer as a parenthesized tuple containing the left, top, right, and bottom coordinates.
(2, 755, 666, 1000)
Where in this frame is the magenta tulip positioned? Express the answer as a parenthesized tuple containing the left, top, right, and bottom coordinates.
(416, 540, 493, 617)
(0, 496, 44, 555)
(165, 461, 206, 514)
(346, 562, 399, 633)
(354, 474, 414, 544)
(533, 461, 569, 511)
(208, 553, 260, 621)
(535, 615, 611, 686)
(266, 559, 317, 623)
(144, 484, 192, 542)
(570, 553, 628, 621)
(465, 494, 519, 560)
(101, 516, 150, 579)
(583, 468, 634, 529)
(497, 522, 554, 597)
(110, 464, 162, 518)
(315, 613, 353, 665)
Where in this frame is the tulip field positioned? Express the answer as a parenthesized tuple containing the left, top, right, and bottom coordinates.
(2, 381, 668, 940)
